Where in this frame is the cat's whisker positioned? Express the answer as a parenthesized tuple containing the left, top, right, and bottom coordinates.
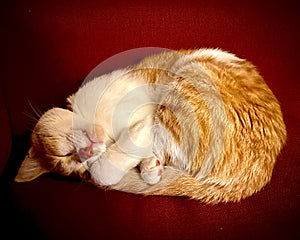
(23, 111, 40, 123)
(23, 100, 43, 130)
(23, 111, 41, 133)
(27, 99, 43, 119)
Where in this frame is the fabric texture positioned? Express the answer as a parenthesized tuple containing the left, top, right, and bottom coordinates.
(1, 0, 299, 239)
(0, 89, 11, 175)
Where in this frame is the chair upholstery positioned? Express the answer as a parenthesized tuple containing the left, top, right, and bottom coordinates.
(1, 0, 299, 239)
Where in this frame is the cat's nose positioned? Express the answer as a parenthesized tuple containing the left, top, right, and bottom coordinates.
(79, 144, 94, 159)
(79, 142, 105, 159)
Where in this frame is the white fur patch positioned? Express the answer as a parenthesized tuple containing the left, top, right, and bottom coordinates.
(87, 154, 127, 186)
(191, 48, 241, 64)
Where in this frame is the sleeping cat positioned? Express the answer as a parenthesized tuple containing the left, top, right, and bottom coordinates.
(15, 48, 287, 203)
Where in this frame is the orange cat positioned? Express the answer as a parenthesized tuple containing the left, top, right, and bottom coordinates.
(15, 49, 287, 203)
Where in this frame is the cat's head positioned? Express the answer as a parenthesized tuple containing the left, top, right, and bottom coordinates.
(14, 107, 106, 183)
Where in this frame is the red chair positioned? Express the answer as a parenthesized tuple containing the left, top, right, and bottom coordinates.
(1, 1, 299, 239)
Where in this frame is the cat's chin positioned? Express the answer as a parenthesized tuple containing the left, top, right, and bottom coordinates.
(87, 154, 127, 186)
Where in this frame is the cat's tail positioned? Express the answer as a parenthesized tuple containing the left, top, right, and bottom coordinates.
(109, 166, 264, 204)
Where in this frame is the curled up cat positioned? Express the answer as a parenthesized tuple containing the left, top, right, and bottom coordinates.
(15, 48, 287, 204)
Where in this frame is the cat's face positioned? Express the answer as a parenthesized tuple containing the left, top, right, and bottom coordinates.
(14, 107, 106, 182)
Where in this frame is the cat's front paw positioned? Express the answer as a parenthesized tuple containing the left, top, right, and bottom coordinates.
(140, 157, 163, 185)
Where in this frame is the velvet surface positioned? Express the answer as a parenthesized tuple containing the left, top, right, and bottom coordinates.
(0, 89, 11, 175)
(1, 0, 299, 239)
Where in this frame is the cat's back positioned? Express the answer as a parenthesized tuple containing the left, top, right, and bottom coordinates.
(142, 49, 287, 202)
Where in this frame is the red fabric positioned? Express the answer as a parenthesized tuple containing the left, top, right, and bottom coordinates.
(1, 0, 299, 239)
(0, 88, 11, 175)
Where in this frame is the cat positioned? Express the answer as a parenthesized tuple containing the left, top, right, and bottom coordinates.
(15, 48, 287, 203)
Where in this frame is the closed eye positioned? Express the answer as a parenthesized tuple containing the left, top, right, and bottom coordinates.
(53, 152, 73, 157)
(64, 152, 73, 157)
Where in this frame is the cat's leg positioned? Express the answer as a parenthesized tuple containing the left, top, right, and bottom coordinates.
(88, 142, 144, 186)
(140, 157, 164, 185)
(89, 117, 155, 186)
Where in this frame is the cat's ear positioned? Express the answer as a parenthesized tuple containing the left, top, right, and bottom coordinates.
(14, 147, 49, 182)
